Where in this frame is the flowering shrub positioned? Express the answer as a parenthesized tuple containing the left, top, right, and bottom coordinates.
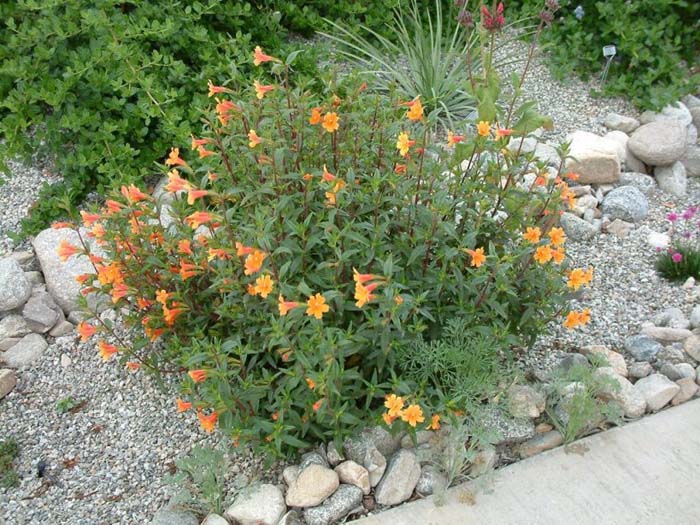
(59, 28, 592, 455)
(656, 207, 700, 281)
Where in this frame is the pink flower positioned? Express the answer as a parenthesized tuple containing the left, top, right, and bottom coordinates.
(667, 212, 679, 222)
(672, 252, 683, 263)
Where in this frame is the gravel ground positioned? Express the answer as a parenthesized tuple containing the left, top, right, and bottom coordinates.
(0, 29, 697, 525)
(0, 158, 61, 257)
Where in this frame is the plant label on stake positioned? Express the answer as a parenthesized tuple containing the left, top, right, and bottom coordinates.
(600, 45, 617, 85)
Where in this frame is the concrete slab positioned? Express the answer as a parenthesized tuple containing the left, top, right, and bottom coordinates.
(353, 400, 700, 525)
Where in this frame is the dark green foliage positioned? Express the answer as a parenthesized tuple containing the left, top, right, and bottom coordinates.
(510, 0, 700, 109)
(0, 438, 20, 489)
(0, 0, 319, 235)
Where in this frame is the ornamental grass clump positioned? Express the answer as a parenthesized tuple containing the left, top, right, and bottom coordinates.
(656, 207, 700, 282)
(58, 6, 593, 456)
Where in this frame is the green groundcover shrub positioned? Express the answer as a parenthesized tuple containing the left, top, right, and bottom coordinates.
(510, 0, 700, 109)
(2, 1, 416, 235)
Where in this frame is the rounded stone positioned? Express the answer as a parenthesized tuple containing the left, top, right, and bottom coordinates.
(601, 186, 649, 222)
(628, 120, 687, 166)
(225, 483, 286, 525)
(0, 258, 32, 311)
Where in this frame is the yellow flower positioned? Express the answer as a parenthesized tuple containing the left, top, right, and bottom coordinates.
(382, 412, 397, 425)
(523, 226, 541, 244)
(306, 293, 330, 320)
(254, 274, 274, 298)
(405, 96, 423, 121)
(306, 377, 316, 390)
(428, 414, 440, 430)
(322, 112, 339, 133)
(244, 249, 266, 275)
(354, 282, 378, 308)
(384, 394, 405, 417)
(567, 268, 588, 290)
(548, 227, 566, 247)
(466, 247, 486, 268)
(533, 244, 553, 264)
(309, 107, 322, 125)
(551, 246, 566, 265)
(396, 132, 415, 157)
(477, 121, 491, 137)
(563, 309, 591, 329)
(401, 404, 425, 427)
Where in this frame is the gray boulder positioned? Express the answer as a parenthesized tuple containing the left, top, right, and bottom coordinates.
(285, 465, 339, 508)
(0, 368, 17, 399)
(560, 212, 597, 241)
(22, 292, 63, 333)
(224, 484, 286, 525)
(640, 102, 693, 127)
(618, 172, 655, 194)
(1, 333, 48, 369)
(150, 505, 198, 525)
(628, 120, 687, 166)
(415, 464, 448, 496)
(374, 449, 421, 506)
(0, 258, 32, 312)
(624, 335, 662, 361)
(604, 113, 640, 134)
(0, 315, 32, 340)
(633, 374, 680, 411)
(654, 161, 687, 197)
(601, 186, 648, 222)
(32, 228, 95, 314)
(681, 145, 700, 177)
(303, 484, 363, 525)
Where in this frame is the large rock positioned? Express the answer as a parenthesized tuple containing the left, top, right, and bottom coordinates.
(619, 171, 656, 194)
(0, 258, 32, 312)
(594, 367, 646, 418)
(224, 484, 286, 525)
(374, 449, 421, 506)
(580, 345, 628, 377)
(684, 335, 700, 361)
(201, 515, 229, 525)
(534, 143, 560, 166)
(285, 465, 339, 508)
(628, 120, 687, 166)
(601, 186, 648, 222)
(603, 130, 628, 164)
(22, 292, 62, 333)
(32, 228, 95, 314)
(0, 315, 32, 340)
(640, 102, 693, 127)
(334, 461, 370, 495)
(629, 361, 653, 379)
(624, 335, 662, 361)
(691, 106, 700, 129)
(0, 368, 17, 399)
(415, 464, 448, 496)
(560, 212, 597, 241)
(641, 326, 692, 343)
(507, 384, 545, 419)
(564, 131, 620, 184)
(681, 145, 700, 177)
(652, 307, 690, 329)
(604, 113, 639, 134)
(654, 161, 687, 197)
(671, 377, 699, 405)
(303, 484, 363, 525)
(343, 434, 389, 487)
(478, 406, 535, 446)
(633, 374, 680, 411)
(1, 333, 48, 369)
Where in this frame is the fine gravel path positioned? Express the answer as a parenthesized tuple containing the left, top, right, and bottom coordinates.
(0, 31, 697, 525)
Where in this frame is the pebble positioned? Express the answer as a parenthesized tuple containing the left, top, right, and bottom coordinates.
(201, 514, 229, 525)
(507, 384, 545, 419)
(628, 361, 653, 379)
(0, 258, 32, 311)
(415, 464, 448, 496)
(150, 504, 199, 525)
